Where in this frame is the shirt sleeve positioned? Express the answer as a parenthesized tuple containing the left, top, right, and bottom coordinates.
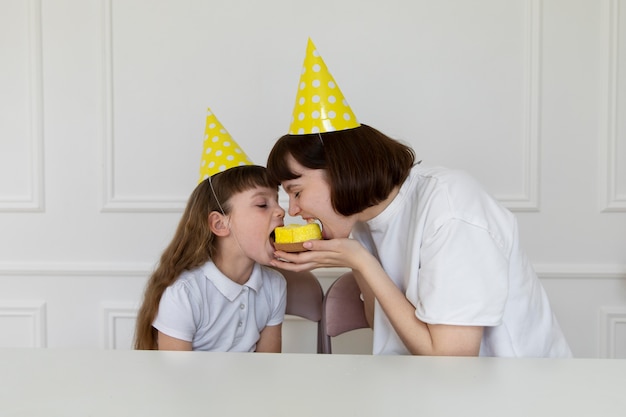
(416, 218, 509, 326)
(152, 281, 197, 342)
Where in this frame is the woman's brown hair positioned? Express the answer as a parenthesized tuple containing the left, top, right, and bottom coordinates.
(134, 165, 275, 350)
(267, 124, 415, 216)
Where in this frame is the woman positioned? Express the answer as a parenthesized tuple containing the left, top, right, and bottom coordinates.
(267, 39, 572, 357)
(267, 124, 571, 357)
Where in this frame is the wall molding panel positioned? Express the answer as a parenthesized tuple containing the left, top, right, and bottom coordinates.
(0, 301, 46, 348)
(534, 263, 626, 280)
(0, 262, 624, 280)
(0, 262, 151, 277)
(498, 0, 542, 212)
(0, 0, 44, 212)
(601, 0, 626, 212)
(100, 0, 187, 213)
(102, 303, 138, 350)
(599, 306, 626, 358)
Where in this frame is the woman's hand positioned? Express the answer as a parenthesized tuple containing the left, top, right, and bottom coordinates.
(270, 238, 371, 272)
(270, 238, 379, 328)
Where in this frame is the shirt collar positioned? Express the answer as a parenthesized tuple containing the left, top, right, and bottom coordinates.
(201, 262, 263, 302)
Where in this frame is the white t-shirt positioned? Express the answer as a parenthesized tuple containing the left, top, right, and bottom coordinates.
(153, 262, 286, 352)
(352, 165, 572, 357)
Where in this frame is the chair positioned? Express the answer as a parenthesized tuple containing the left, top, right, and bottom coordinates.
(274, 268, 324, 353)
(321, 271, 370, 354)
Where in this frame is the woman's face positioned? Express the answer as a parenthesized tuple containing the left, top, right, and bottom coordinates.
(280, 154, 356, 239)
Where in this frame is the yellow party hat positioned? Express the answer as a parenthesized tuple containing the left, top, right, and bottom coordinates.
(198, 107, 253, 183)
(289, 38, 360, 135)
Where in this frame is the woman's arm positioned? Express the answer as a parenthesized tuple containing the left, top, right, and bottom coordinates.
(255, 324, 282, 353)
(352, 270, 375, 328)
(272, 239, 483, 356)
(157, 331, 192, 351)
(356, 256, 483, 356)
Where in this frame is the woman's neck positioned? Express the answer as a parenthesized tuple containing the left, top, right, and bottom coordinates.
(358, 185, 401, 223)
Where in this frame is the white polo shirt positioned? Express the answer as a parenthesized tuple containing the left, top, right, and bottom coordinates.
(153, 262, 286, 352)
(352, 165, 572, 357)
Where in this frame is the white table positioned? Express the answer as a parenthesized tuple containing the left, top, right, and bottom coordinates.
(1, 349, 624, 417)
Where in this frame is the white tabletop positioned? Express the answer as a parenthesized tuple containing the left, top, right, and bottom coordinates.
(1, 348, 625, 417)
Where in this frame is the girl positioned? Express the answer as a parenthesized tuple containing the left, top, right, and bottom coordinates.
(134, 165, 287, 352)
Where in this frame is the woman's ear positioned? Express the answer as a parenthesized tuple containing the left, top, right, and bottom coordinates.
(208, 211, 230, 237)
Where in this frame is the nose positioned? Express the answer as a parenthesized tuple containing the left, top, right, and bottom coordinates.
(276, 205, 285, 218)
(288, 198, 300, 217)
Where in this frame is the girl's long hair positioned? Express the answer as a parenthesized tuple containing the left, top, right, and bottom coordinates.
(134, 165, 274, 350)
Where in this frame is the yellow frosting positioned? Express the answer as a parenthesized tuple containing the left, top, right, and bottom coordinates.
(275, 223, 322, 243)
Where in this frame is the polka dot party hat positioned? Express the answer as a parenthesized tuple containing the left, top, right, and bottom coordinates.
(198, 107, 253, 183)
(289, 38, 360, 135)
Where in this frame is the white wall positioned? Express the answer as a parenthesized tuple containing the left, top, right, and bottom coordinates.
(0, 0, 624, 357)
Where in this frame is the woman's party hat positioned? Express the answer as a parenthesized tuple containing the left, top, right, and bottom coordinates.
(288, 38, 360, 135)
(198, 108, 253, 183)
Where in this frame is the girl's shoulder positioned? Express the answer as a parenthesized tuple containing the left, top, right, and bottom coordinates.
(169, 262, 212, 290)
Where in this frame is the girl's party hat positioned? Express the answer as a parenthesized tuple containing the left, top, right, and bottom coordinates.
(198, 108, 253, 183)
(288, 38, 360, 135)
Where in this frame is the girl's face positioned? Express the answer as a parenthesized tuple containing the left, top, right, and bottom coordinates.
(227, 186, 285, 264)
(280, 154, 356, 239)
